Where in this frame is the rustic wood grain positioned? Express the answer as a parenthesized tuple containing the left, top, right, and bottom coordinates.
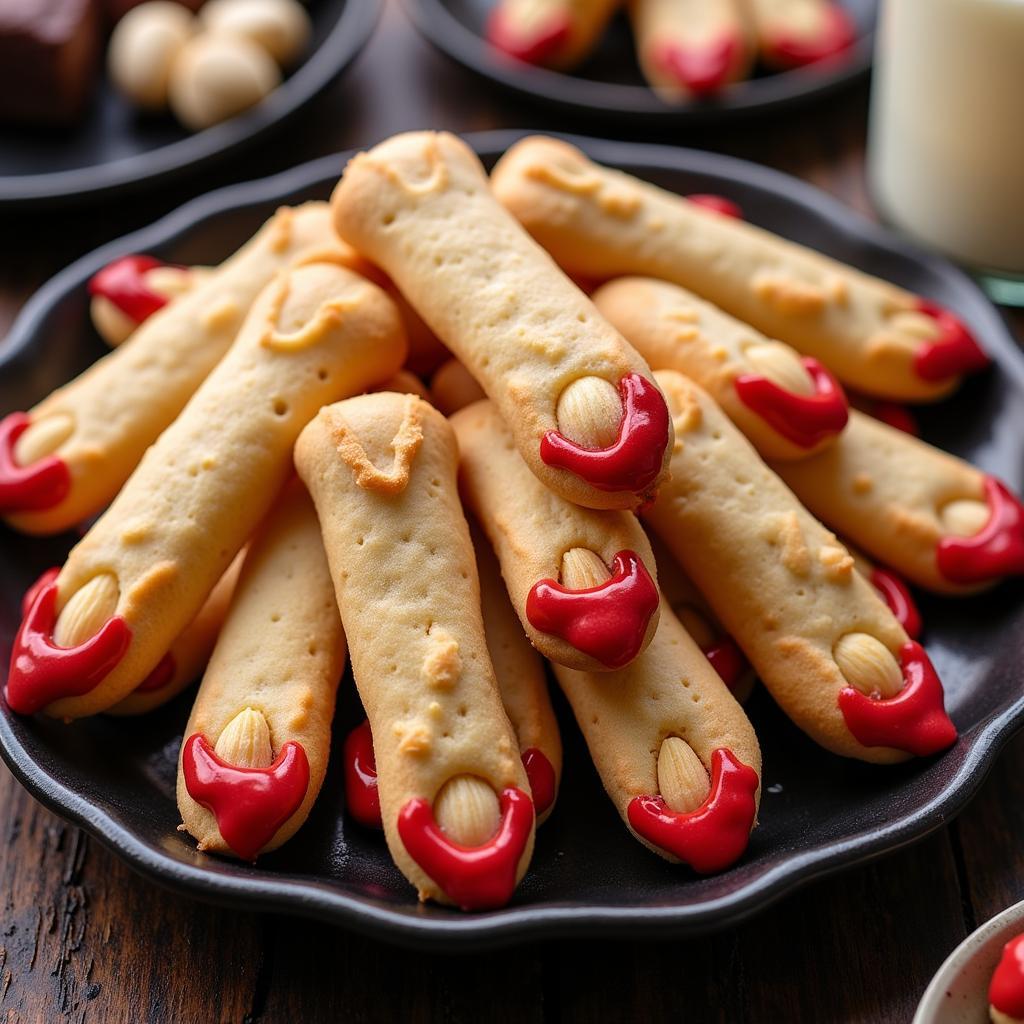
(0, 3, 1020, 1022)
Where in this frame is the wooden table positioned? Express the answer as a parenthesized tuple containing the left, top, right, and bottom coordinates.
(1, 5, 1021, 1021)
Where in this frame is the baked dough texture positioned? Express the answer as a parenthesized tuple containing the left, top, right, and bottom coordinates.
(16, 261, 404, 720)
(487, 0, 619, 69)
(452, 398, 661, 671)
(177, 479, 345, 858)
(491, 136, 975, 402)
(330, 130, 673, 511)
(4, 202, 349, 536)
(295, 392, 534, 906)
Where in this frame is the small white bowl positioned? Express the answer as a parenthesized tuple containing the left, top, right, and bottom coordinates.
(915, 899, 1024, 1024)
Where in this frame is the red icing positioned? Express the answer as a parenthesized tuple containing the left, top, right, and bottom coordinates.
(687, 193, 743, 219)
(540, 374, 670, 495)
(838, 640, 957, 756)
(990, 934, 1024, 1017)
(485, 8, 571, 65)
(397, 786, 534, 911)
(913, 299, 990, 381)
(21, 567, 59, 619)
(734, 356, 849, 449)
(765, 4, 856, 67)
(936, 476, 1024, 585)
(182, 733, 310, 861)
(654, 32, 740, 96)
(870, 567, 922, 640)
(521, 747, 556, 817)
(872, 401, 918, 436)
(135, 652, 175, 693)
(526, 549, 659, 669)
(703, 636, 749, 693)
(343, 719, 382, 829)
(88, 255, 168, 324)
(0, 412, 71, 513)
(627, 747, 758, 873)
(6, 573, 131, 715)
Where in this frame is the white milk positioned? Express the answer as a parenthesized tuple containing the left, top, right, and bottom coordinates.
(868, 0, 1024, 274)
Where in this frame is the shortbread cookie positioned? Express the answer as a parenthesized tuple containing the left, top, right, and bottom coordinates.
(746, 0, 856, 69)
(643, 370, 957, 762)
(430, 358, 486, 416)
(295, 392, 534, 910)
(452, 399, 661, 671)
(845, 544, 923, 641)
(647, 533, 754, 701)
(177, 480, 345, 860)
(771, 411, 1024, 594)
(107, 552, 245, 716)
(343, 522, 563, 828)
(5, 261, 405, 720)
(1, 202, 350, 536)
(594, 276, 849, 460)
(89, 256, 209, 347)
(374, 370, 431, 401)
(491, 137, 989, 401)
(486, 0, 619, 69)
(552, 598, 761, 870)
(630, 0, 751, 101)
(331, 131, 673, 511)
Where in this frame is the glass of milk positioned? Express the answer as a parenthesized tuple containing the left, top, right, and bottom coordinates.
(868, 0, 1024, 304)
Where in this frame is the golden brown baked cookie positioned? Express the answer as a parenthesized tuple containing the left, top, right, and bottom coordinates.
(295, 392, 535, 910)
(331, 131, 674, 511)
(746, 0, 857, 70)
(485, 0, 619, 69)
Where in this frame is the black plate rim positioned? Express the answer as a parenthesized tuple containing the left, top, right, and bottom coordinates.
(401, 0, 874, 122)
(1, 129, 1022, 949)
(0, 0, 382, 208)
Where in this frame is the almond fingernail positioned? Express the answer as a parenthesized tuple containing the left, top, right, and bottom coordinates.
(657, 737, 709, 813)
(556, 376, 622, 449)
(53, 573, 120, 647)
(834, 633, 903, 699)
(214, 707, 274, 768)
(434, 774, 501, 846)
(560, 547, 611, 589)
(941, 498, 990, 537)
(745, 342, 814, 395)
(13, 413, 74, 465)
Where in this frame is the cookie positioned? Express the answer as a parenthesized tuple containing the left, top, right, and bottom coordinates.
(845, 543, 923, 641)
(643, 370, 957, 762)
(331, 131, 674, 511)
(485, 0, 619, 69)
(551, 597, 761, 871)
(771, 410, 1024, 594)
(745, 0, 857, 69)
(177, 480, 345, 860)
(1, 202, 351, 536)
(429, 358, 485, 417)
(5, 260, 405, 720)
(593, 275, 849, 460)
(295, 392, 534, 910)
(451, 398, 661, 672)
(630, 0, 752, 101)
(490, 136, 989, 401)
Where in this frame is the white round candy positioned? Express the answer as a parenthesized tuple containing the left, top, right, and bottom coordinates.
(109, 1, 196, 110)
(200, 0, 311, 67)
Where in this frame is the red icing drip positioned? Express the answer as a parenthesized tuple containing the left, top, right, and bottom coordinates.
(913, 299, 990, 381)
(703, 636, 749, 693)
(521, 747, 556, 817)
(88, 255, 168, 324)
(627, 747, 758, 873)
(872, 401, 918, 436)
(870, 567, 922, 640)
(838, 640, 957, 756)
(936, 476, 1024, 585)
(540, 374, 670, 494)
(687, 193, 743, 219)
(397, 786, 534, 911)
(734, 356, 849, 448)
(526, 549, 659, 669)
(135, 652, 175, 693)
(485, 9, 571, 65)
(654, 32, 740, 96)
(182, 733, 310, 861)
(990, 934, 1024, 1017)
(765, 4, 856, 67)
(343, 719, 382, 829)
(21, 567, 59, 619)
(5, 574, 131, 715)
(0, 412, 71, 513)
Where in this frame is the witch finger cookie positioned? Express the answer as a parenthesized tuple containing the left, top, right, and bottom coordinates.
(486, 0, 619, 69)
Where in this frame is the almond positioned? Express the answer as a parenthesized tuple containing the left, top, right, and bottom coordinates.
(560, 547, 610, 589)
(214, 707, 274, 768)
(434, 775, 500, 846)
(555, 376, 622, 449)
(744, 342, 814, 395)
(833, 633, 903, 699)
(13, 412, 74, 465)
(941, 498, 989, 537)
(53, 573, 120, 648)
(657, 737, 709, 813)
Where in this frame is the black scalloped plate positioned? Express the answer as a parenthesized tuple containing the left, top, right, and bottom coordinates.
(402, 0, 875, 124)
(0, 0, 380, 207)
(1, 132, 1022, 950)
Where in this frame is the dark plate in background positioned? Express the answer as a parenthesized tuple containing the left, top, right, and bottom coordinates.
(403, 0, 876, 123)
(0, 0, 380, 207)
(0, 132, 1022, 949)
